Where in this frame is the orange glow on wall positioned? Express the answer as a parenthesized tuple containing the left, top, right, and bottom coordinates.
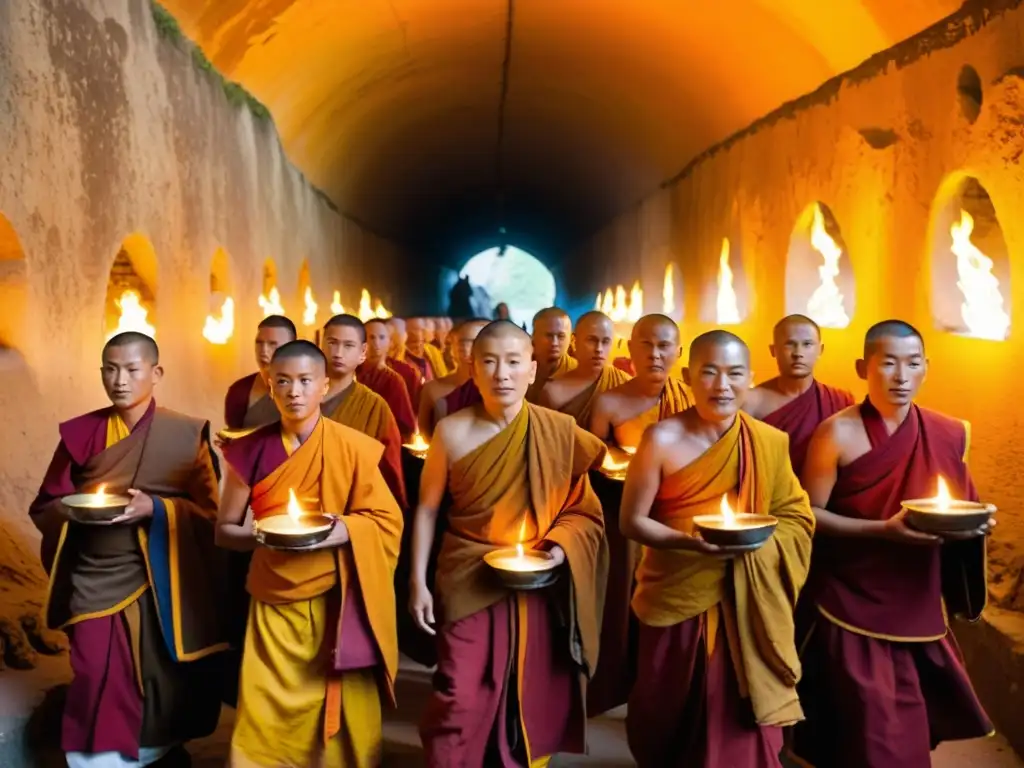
(663, 263, 675, 315)
(202, 296, 234, 344)
(330, 290, 345, 315)
(259, 286, 285, 316)
(302, 286, 318, 327)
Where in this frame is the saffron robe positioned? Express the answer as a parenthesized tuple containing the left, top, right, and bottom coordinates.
(627, 413, 814, 767)
(423, 342, 449, 378)
(443, 378, 483, 415)
(791, 399, 992, 768)
(612, 357, 635, 377)
(224, 372, 279, 430)
(388, 355, 423, 410)
(555, 365, 632, 428)
(761, 379, 854, 476)
(611, 377, 694, 450)
(356, 362, 417, 439)
(29, 401, 229, 759)
(526, 353, 578, 404)
(223, 418, 403, 767)
(322, 381, 408, 510)
(420, 404, 609, 766)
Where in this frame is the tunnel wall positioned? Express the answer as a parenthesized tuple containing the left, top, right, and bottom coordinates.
(0, 0, 406, 753)
(570, 1, 1024, 751)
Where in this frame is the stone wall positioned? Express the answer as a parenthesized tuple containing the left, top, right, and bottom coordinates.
(0, 0, 405, 757)
(571, 0, 1024, 753)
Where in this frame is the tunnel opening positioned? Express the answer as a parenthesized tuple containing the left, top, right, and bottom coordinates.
(929, 175, 1011, 341)
(459, 245, 556, 330)
(104, 233, 158, 341)
(785, 202, 856, 329)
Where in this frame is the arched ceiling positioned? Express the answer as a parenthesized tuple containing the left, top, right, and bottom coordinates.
(161, 0, 963, 254)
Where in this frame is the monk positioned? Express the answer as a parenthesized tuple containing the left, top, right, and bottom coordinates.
(791, 320, 993, 768)
(404, 317, 447, 381)
(525, 307, 577, 403)
(30, 331, 228, 767)
(217, 340, 402, 767)
(744, 314, 855, 476)
(411, 320, 609, 767)
(439, 317, 456, 371)
(385, 317, 423, 409)
(619, 330, 814, 767)
(538, 310, 631, 427)
(357, 318, 417, 440)
(223, 314, 296, 429)
(321, 314, 407, 510)
(590, 313, 693, 450)
(419, 317, 489, 436)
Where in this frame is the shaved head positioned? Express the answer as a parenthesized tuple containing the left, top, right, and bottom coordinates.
(574, 310, 611, 332)
(631, 313, 679, 342)
(532, 307, 571, 363)
(533, 306, 570, 326)
(271, 339, 327, 373)
(473, 319, 533, 353)
(688, 329, 750, 367)
(771, 314, 822, 379)
(258, 314, 297, 339)
(452, 317, 490, 367)
(322, 313, 367, 343)
(472, 320, 537, 406)
(684, 330, 752, 420)
(573, 311, 615, 372)
(773, 314, 820, 341)
(864, 320, 923, 360)
(103, 331, 159, 364)
(628, 313, 681, 380)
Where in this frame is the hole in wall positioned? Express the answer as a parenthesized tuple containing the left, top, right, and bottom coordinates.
(297, 258, 318, 334)
(104, 233, 157, 340)
(785, 202, 856, 329)
(929, 175, 1011, 341)
(203, 247, 235, 345)
(957, 65, 983, 124)
(459, 246, 556, 331)
(700, 233, 748, 325)
(259, 257, 285, 316)
(0, 213, 28, 354)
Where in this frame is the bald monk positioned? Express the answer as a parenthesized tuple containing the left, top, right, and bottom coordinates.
(403, 317, 447, 381)
(30, 332, 228, 767)
(526, 307, 577, 403)
(590, 313, 693, 450)
(439, 317, 456, 370)
(218, 340, 402, 767)
(321, 314, 407, 510)
(744, 314, 854, 476)
(539, 310, 631, 426)
(620, 330, 815, 767)
(411, 320, 609, 767)
(419, 317, 489, 436)
(224, 314, 296, 429)
(791, 320, 992, 767)
(385, 317, 424, 409)
(357, 318, 417, 440)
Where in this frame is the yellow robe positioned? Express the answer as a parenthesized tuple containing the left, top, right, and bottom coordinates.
(611, 376, 694, 450)
(526, 353, 578, 404)
(556, 365, 632, 428)
(423, 342, 448, 378)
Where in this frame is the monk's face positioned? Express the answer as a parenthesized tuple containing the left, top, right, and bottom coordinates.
(684, 341, 751, 421)
(387, 319, 407, 354)
(321, 324, 366, 379)
(407, 318, 427, 351)
(424, 319, 437, 343)
(473, 334, 537, 407)
(857, 335, 927, 408)
(254, 326, 294, 374)
(269, 355, 329, 421)
(364, 321, 390, 364)
(435, 319, 449, 344)
(771, 321, 822, 380)
(456, 322, 486, 369)
(532, 315, 571, 364)
(101, 342, 162, 411)
(628, 320, 681, 381)
(573, 316, 615, 374)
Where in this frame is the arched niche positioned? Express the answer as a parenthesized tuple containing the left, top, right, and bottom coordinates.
(700, 232, 749, 325)
(459, 245, 556, 330)
(203, 247, 235, 345)
(0, 214, 28, 353)
(929, 175, 1011, 341)
(104, 233, 157, 340)
(296, 258, 317, 332)
(259, 258, 285, 316)
(785, 202, 855, 328)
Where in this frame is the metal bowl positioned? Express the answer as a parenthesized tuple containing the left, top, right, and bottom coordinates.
(402, 445, 429, 461)
(483, 548, 561, 591)
(61, 493, 132, 524)
(692, 514, 778, 548)
(256, 514, 336, 549)
(903, 500, 995, 534)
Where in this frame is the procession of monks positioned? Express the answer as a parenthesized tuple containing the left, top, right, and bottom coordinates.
(28, 305, 997, 768)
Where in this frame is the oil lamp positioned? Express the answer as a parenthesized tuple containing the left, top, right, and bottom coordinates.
(599, 445, 635, 481)
(402, 430, 430, 460)
(62, 484, 132, 523)
(902, 476, 994, 534)
(255, 488, 336, 549)
(693, 494, 778, 549)
(483, 517, 560, 590)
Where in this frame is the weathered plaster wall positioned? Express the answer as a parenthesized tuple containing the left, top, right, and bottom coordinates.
(0, 0, 405, 755)
(571, 1, 1024, 751)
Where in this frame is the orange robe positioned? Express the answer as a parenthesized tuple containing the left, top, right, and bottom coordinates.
(611, 377, 694, 450)
(420, 404, 608, 766)
(356, 362, 417, 439)
(626, 413, 814, 767)
(527, 353, 578, 404)
(555, 365, 631, 428)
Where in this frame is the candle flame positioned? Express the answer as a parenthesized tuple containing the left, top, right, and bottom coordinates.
(202, 296, 234, 344)
(716, 238, 741, 325)
(406, 430, 429, 451)
(627, 281, 643, 322)
(374, 299, 392, 319)
(663, 263, 675, 315)
(720, 494, 736, 526)
(302, 287, 318, 327)
(594, 282, 643, 323)
(330, 290, 345, 315)
(259, 286, 285, 317)
(936, 476, 951, 512)
(287, 488, 303, 522)
(950, 209, 1010, 340)
(358, 289, 375, 321)
(95, 484, 107, 499)
(107, 290, 156, 340)
(516, 543, 524, 558)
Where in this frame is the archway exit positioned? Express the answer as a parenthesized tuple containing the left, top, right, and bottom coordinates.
(459, 245, 556, 331)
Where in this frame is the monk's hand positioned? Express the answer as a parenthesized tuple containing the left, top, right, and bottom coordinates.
(544, 545, 567, 567)
(679, 532, 737, 557)
(111, 489, 154, 524)
(881, 509, 941, 546)
(409, 581, 436, 636)
(306, 521, 351, 549)
(212, 433, 231, 451)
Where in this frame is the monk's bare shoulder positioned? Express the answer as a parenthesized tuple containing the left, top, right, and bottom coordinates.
(744, 378, 781, 418)
(433, 407, 476, 457)
(809, 404, 864, 458)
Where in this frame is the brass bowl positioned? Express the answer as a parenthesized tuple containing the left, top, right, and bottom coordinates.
(692, 514, 778, 548)
(256, 514, 336, 549)
(61, 493, 132, 523)
(483, 548, 561, 591)
(902, 499, 995, 534)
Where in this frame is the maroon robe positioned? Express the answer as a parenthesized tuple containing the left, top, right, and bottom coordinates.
(224, 372, 279, 429)
(357, 362, 417, 439)
(389, 356, 423, 410)
(443, 378, 482, 415)
(761, 379, 854, 476)
(404, 349, 434, 382)
(792, 398, 992, 767)
(613, 357, 635, 376)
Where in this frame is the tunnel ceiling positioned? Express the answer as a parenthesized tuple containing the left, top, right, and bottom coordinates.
(161, 0, 963, 254)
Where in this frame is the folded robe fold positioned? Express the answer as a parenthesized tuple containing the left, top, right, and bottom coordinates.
(526, 354, 578, 404)
(357, 362, 417, 439)
(761, 379, 854, 476)
(443, 378, 483, 415)
(611, 377, 694, 449)
(556, 365, 631, 428)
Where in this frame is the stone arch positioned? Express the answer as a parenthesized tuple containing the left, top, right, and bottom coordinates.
(104, 233, 158, 340)
(928, 174, 1011, 341)
(202, 247, 235, 345)
(0, 214, 28, 353)
(785, 201, 856, 329)
(459, 245, 556, 330)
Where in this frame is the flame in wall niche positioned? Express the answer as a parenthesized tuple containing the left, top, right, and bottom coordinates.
(599, 288, 614, 316)
(302, 287, 318, 327)
(259, 286, 285, 317)
(330, 290, 345, 315)
(806, 204, 850, 328)
(950, 209, 1010, 341)
(358, 289, 375, 321)
(202, 296, 234, 344)
(107, 290, 155, 340)
(663, 263, 675, 315)
(595, 283, 643, 323)
(627, 281, 643, 322)
(716, 238, 741, 325)
(374, 299, 392, 319)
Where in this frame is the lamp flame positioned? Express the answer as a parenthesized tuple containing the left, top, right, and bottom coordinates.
(516, 516, 527, 559)
(716, 238, 741, 325)
(202, 296, 234, 344)
(935, 476, 951, 512)
(302, 287, 318, 327)
(600, 288, 614, 316)
(330, 290, 345, 315)
(374, 299, 392, 319)
(358, 289, 375, 321)
(287, 488, 303, 523)
(95, 484, 107, 500)
(950, 209, 1010, 341)
(601, 453, 630, 473)
(595, 283, 643, 323)
(107, 290, 156, 340)
(806, 204, 850, 328)
(406, 430, 429, 451)
(259, 286, 285, 317)
(663, 263, 675, 315)
(720, 494, 737, 526)
(627, 281, 643, 322)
